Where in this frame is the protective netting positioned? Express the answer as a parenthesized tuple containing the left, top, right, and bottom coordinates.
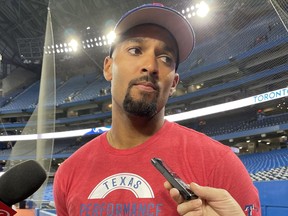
(1, 0, 287, 207)
(6, 5, 56, 206)
(270, 0, 288, 31)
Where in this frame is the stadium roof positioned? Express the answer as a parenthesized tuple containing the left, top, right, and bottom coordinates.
(0, 0, 270, 74)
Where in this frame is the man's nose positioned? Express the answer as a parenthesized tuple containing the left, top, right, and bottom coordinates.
(140, 55, 159, 76)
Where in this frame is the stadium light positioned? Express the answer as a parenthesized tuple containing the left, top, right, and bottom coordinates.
(68, 39, 78, 52)
(181, 1, 210, 18)
(43, 3, 212, 55)
(107, 31, 116, 44)
(196, 1, 210, 17)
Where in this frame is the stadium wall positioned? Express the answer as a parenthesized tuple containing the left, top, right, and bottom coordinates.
(2, 68, 37, 96)
(255, 180, 288, 216)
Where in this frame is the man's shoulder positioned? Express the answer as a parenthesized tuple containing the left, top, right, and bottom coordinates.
(166, 121, 231, 151)
(59, 133, 104, 166)
(166, 121, 213, 140)
(165, 121, 198, 134)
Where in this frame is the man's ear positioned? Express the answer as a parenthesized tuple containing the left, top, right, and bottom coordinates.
(169, 73, 179, 96)
(103, 56, 113, 81)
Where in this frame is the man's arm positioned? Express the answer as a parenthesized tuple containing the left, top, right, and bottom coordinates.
(53, 169, 69, 216)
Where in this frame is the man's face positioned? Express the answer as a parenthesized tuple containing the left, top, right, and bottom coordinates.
(104, 24, 179, 118)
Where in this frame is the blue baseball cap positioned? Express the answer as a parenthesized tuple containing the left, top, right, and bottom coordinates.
(110, 3, 195, 65)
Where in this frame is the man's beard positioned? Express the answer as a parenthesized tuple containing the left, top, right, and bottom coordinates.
(123, 76, 159, 118)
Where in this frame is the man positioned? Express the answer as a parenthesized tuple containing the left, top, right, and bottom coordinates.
(54, 4, 261, 216)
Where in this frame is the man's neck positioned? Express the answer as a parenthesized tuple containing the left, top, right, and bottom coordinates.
(107, 112, 165, 149)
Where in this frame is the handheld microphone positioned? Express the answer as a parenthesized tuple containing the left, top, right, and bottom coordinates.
(0, 160, 47, 215)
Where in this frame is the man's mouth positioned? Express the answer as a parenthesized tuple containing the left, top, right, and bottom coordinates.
(134, 82, 157, 92)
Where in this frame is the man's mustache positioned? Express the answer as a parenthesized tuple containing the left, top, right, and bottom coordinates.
(127, 76, 160, 91)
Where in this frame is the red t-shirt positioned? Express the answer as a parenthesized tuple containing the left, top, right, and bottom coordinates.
(54, 121, 261, 216)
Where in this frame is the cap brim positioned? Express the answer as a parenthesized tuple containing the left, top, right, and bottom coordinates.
(114, 5, 195, 63)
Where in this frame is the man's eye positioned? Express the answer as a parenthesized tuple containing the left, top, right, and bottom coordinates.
(160, 56, 174, 65)
(128, 47, 142, 55)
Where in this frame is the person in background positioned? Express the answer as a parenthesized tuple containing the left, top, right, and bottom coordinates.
(54, 3, 261, 216)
